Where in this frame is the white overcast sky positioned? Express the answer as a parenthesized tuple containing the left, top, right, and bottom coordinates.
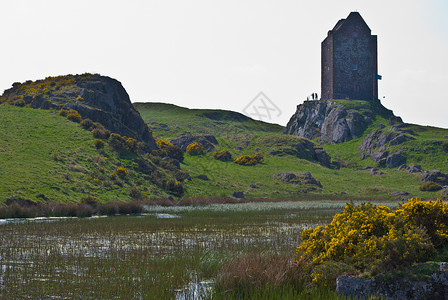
(1, 0, 447, 128)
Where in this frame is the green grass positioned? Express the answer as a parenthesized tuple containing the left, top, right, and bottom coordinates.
(0, 104, 168, 204)
(134, 101, 448, 200)
(134, 102, 283, 140)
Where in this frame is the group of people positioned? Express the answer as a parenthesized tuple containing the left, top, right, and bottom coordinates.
(307, 93, 319, 101)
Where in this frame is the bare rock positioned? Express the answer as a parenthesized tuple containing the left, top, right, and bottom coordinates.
(196, 174, 209, 181)
(386, 151, 406, 168)
(170, 134, 218, 152)
(422, 170, 448, 185)
(284, 101, 371, 144)
(232, 191, 244, 198)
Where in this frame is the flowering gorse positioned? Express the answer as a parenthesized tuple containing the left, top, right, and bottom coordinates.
(295, 198, 448, 286)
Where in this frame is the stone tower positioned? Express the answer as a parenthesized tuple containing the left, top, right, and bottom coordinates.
(321, 12, 378, 101)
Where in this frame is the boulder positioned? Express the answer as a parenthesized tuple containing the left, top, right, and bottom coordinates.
(390, 134, 406, 145)
(196, 174, 209, 181)
(389, 191, 410, 197)
(386, 151, 406, 168)
(337, 273, 448, 300)
(404, 164, 423, 173)
(300, 172, 323, 188)
(170, 134, 218, 152)
(314, 148, 332, 168)
(336, 276, 373, 299)
(232, 191, 244, 198)
(422, 170, 448, 185)
(370, 168, 384, 176)
(279, 173, 297, 183)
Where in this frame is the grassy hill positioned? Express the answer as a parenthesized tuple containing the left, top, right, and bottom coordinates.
(135, 102, 448, 200)
(1, 74, 447, 204)
(0, 105, 170, 204)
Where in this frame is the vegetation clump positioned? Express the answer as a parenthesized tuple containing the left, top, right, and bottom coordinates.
(59, 109, 82, 123)
(419, 181, 443, 191)
(234, 153, 263, 166)
(213, 150, 232, 161)
(186, 142, 205, 155)
(442, 141, 448, 152)
(114, 167, 128, 179)
(94, 139, 105, 149)
(154, 139, 184, 161)
(295, 198, 448, 287)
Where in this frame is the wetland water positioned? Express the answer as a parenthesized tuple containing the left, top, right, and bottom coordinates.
(0, 200, 397, 299)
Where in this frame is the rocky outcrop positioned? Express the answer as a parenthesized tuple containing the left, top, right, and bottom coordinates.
(275, 172, 322, 188)
(337, 270, 448, 300)
(396, 164, 423, 173)
(75, 76, 156, 150)
(267, 137, 332, 168)
(3, 74, 157, 150)
(422, 170, 448, 186)
(170, 134, 218, 152)
(358, 127, 415, 168)
(284, 100, 373, 144)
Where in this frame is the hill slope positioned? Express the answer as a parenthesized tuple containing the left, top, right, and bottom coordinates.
(135, 102, 448, 200)
(1, 74, 447, 203)
(0, 105, 171, 203)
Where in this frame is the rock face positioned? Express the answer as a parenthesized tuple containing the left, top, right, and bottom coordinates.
(267, 137, 332, 168)
(275, 172, 323, 188)
(358, 127, 415, 168)
(75, 76, 157, 150)
(170, 134, 218, 152)
(337, 272, 448, 300)
(422, 170, 448, 186)
(3, 74, 157, 151)
(284, 100, 373, 144)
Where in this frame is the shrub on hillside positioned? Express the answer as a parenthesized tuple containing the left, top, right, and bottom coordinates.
(442, 141, 448, 152)
(91, 123, 110, 139)
(154, 139, 184, 162)
(108, 133, 125, 151)
(234, 153, 263, 166)
(419, 181, 442, 191)
(213, 150, 232, 161)
(163, 178, 184, 196)
(79, 195, 99, 207)
(59, 109, 82, 123)
(80, 118, 94, 130)
(125, 138, 139, 152)
(114, 167, 128, 179)
(294, 198, 448, 287)
(186, 142, 205, 156)
(94, 139, 105, 149)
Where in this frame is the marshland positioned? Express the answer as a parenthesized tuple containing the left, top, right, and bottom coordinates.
(0, 200, 397, 299)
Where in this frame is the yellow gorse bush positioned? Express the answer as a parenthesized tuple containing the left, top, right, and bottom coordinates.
(155, 138, 174, 149)
(186, 142, 204, 155)
(295, 198, 447, 285)
(234, 153, 263, 166)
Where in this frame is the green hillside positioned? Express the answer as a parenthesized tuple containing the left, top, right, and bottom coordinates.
(135, 102, 448, 200)
(1, 74, 447, 204)
(0, 105, 170, 204)
(134, 102, 283, 139)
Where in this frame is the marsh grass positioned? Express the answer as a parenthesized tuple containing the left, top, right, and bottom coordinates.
(0, 201, 369, 298)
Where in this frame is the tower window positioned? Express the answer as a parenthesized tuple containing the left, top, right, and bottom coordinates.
(353, 64, 358, 70)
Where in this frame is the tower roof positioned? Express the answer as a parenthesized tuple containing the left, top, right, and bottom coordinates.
(330, 12, 371, 33)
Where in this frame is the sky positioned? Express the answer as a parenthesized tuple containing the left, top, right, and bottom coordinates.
(1, 0, 447, 128)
